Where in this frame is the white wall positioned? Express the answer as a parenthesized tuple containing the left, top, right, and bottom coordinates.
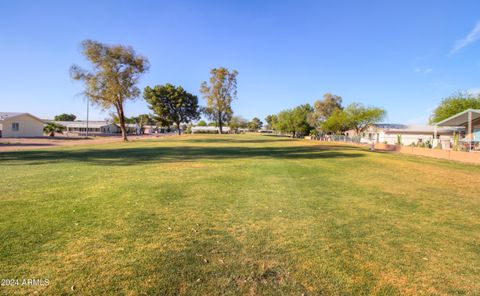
(382, 132, 453, 146)
(1, 115, 44, 137)
(359, 130, 453, 146)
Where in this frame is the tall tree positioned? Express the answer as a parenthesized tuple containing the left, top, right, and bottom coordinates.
(308, 93, 343, 131)
(54, 113, 76, 121)
(274, 104, 314, 137)
(70, 40, 149, 141)
(275, 109, 295, 136)
(430, 91, 480, 123)
(248, 117, 263, 131)
(200, 67, 238, 134)
(321, 109, 350, 134)
(264, 114, 278, 130)
(291, 104, 314, 137)
(144, 84, 200, 135)
(344, 103, 386, 134)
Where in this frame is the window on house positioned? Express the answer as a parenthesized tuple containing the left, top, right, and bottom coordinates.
(12, 122, 19, 131)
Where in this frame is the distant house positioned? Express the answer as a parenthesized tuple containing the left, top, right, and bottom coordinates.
(191, 126, 231, 134)
(347, 123, 460, 148)
(0, 112, 44, 138)
(51, 120, 119, 135)
(143, 125, 158, 134)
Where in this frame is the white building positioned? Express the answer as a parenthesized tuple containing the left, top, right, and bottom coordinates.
(52, 120, 119, 135)
(349, 124, 460, 148)
(191, 126, 231, 134)
(0, 112, 45, 138)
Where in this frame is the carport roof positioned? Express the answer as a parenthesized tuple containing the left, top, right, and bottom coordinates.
(435, 109, 480, 127)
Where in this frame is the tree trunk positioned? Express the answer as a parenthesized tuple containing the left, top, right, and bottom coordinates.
(116, 102, 128, 141)
(218, 111, 223, 134)
(218, 121, 223, 134)
(177, 122, 181, 135)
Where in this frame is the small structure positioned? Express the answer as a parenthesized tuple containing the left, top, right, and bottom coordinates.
(51, 120, 119, 135)
(0, 112, 45, 138)
(143, 125, 158, 134)
(191, 126, 231, 134)
(435, 109, 480, 151)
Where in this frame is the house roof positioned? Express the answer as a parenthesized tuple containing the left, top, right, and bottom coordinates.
(0, 112, 44, 122)
(384, 125, 459, 134)
(369, 123, 460, 134)
(435, 109, 480, 127)
(51, 120, 117, 128)
(373, 123, 408, 129)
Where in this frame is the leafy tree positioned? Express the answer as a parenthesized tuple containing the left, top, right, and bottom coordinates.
(196, 120, 207, 126)
(200, 67, 238, 133)
(264, 114, 278, 130)
(54, 113, 76, 121)
(70, 39, 149, 141)
(44, 123, 66, 137)
(275, 104, 314, 137)
(208, 122, 217, 126)
(430, 91, 480, 123)
(248, 117, 263, 131)
(229, 116, 248, 133)
(275, 109, 295, 136)
(144, 84, 200, 135)
(344, 103, 386, 134)
(291, 104, 314, 137)
(308, 93, 343, 131)
(321, 109, 350, 134)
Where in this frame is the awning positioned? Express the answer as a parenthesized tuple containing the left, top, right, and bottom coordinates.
(435, 109, 480, 126)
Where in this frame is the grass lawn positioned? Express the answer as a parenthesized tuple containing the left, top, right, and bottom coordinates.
(0, 134, 479, 295)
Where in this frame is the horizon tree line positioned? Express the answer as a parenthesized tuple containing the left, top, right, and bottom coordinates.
(68, 39, 479, 140)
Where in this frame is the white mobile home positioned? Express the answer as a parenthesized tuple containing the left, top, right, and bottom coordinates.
(0, 112, 45, 138)
(52, 120, 119, 135)
(348, 124, 459, 148)
(191, 126, 231, 134)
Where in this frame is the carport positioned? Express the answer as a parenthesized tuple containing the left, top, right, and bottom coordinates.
(435, 109, 480, 151)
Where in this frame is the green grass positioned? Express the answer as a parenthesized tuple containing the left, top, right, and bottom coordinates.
(0, 134, 479, 295)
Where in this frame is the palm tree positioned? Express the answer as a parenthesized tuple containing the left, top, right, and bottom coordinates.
(44, 123, 66, 137)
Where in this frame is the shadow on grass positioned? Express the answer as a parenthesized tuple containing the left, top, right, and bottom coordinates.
(184, 138, 294, 144)
(0, 143, 54, 147)
(0, 145, 365, 166)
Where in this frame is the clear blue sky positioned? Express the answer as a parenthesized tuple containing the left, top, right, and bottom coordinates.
(1, 0, 480, 123)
